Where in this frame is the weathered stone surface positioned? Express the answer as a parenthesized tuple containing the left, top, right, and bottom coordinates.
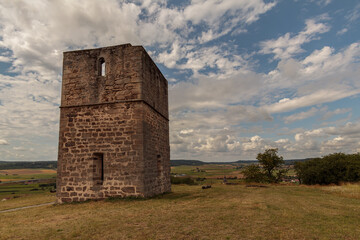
(57, 44, 171, 203)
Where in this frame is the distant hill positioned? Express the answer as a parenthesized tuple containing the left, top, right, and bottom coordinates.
(234, 159, 310, 165)
(233, 160, 258, 164)
(0, 161, 57, 170)
(170, 160, 207, 166)
(0, 158, 311, 169)
(283, 159, 311, 165)
(170, 159, 311, 166)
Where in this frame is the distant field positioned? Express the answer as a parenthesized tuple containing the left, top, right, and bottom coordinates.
(0, 169, 56, 181)
(171, 164, 243, 179)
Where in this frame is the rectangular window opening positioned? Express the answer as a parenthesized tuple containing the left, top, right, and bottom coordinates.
(157, 154, 162, 177)
(93, 153, 104, 185)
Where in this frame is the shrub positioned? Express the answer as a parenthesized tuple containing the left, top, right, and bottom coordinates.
(171, 176, 196, 185)
(242, 165, 266, 183)
(39, 183, 56, 188)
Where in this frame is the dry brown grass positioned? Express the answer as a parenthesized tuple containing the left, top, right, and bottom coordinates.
(0, 193, 56, 211)
(1, 184, 360, 240)
(321, 182, 360, 199)
(0, 169, 56, 175)
(0, 179, 20, 182)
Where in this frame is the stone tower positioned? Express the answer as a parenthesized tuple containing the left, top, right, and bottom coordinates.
(57, 44, 170, 203)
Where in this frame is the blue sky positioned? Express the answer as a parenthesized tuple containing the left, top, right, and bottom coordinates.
(0, 0, 359, 161)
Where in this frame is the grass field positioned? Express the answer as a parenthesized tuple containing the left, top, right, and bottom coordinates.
(1, 183, 360, 239)
(0, 169, 56, 181)
(1, 166, 360, 239)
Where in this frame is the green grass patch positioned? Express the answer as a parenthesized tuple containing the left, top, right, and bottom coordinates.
(0, 182, 56, 210)
(0, 182, 55, 196)
(0, 169, 56, 182)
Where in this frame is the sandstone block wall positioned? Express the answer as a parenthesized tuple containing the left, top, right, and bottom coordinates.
(57, 44, 170, 203)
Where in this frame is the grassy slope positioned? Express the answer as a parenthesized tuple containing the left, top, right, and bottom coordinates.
(1, 184, 360, 240)
(0, 182, 56, 211)
(0, 169, 57, 210)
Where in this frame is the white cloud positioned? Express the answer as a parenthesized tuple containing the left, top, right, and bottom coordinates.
(283, 107, 318, 123)
(303, 46, 333, 65)
(308, 0, 332, 6)
(183, 0, 276, 26)
(0, 0, 278, 161)
(13, 146, 28, 151)
(324, 122, 360, 137)
(321, 0, 332, 6)
(322, 108, 351, 120)
(0, 0, 359, 161)
(0, 56, 11, 62)
(179, 129, 194, 135)
(295, 129, 324, 142)
(292, 122, 360, 156)
(276, 58, 302, 79)
(242, 135, 263, 151)
(197, 29, 231, 44)
(169, 31, 360, 160)
(266, 89, 360, 113)
(0, 1, 144, 74)
(259, 16, 330, 60)
(337, 28, 348, 35)
(302, 43, 360, 77)
(346, 3, 360, 22)
(263, 42, 360, 115)
(169, 71, 262, 111)
(158, 44, 250, 77)
(157, 41, 185, 68)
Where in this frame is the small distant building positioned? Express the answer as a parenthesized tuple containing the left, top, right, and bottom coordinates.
(57, 44, 171, 203)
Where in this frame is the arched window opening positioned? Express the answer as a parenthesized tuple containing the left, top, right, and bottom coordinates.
(99, 58, 105, 76)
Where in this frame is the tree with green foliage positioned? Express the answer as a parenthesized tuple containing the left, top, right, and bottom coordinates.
(295, 152, 360, 185)
(257, 148, 285, 182)
(243, 148, 286, 183)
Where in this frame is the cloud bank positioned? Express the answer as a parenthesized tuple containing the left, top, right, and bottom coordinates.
(0, 0, 359, 161)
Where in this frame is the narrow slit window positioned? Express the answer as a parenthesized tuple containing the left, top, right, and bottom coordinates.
(99, 58, 105, 76)
(93, 153, 104, 185)
(157, 154, 162, 177)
